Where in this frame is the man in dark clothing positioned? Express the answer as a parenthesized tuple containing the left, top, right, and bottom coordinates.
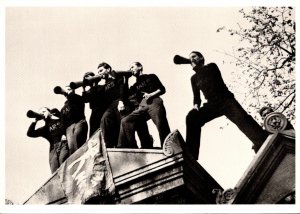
(98, 62, 129, 148)
(58, 86, 88, 155)
(122, 90, 154, 149)
(82, 71, 107, 137)
(182, 51, 268, 160)
(27, 107, 69, 173)
(118, 62, 171, 148)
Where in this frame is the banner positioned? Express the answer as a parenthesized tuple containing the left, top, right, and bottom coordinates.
(57, 129, 115, 204)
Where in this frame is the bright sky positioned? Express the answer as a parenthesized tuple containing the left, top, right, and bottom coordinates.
(1, 1, 298, 213)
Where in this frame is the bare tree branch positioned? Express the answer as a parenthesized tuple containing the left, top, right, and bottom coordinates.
(217, 7, 295, 124)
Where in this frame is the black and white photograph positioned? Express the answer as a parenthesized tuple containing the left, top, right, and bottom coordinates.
(1, 0, 298, 213)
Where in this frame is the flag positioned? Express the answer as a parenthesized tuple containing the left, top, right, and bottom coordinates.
(57, 129, 115, 204)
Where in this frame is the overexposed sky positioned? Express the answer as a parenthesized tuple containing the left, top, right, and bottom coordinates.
(2, 2, 298, 213)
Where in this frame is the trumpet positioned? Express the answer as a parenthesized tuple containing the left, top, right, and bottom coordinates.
(114, 70, 132, 78)
(53, 86, 67, 95)
(82, 74, 103, 86)
(26, 110, 44, 120)
(69, 81, 84, 90)
(69, 75, 102, 90)
(173, 55, 191, 64)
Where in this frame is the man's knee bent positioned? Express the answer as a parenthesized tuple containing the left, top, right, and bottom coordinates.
(186, 109, 198, 123)
(186, 109, 205, 127)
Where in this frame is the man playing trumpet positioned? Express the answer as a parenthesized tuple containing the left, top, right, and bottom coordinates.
(174, 51, 268, 160)
(81, 71, 107, 137)
(27, 107, 69, 173)
(97, 62, 129, 148)
(54, 85, 88, 155)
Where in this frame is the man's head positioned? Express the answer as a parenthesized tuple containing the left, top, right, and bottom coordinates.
(259, 106, 274, 119)
(189, 51, 205, 67)
(64, 85, 74, 95)
(98, 62, 112, 79)
(83, 71, 95, 79)
(50, 108, 61, 118)
(83, 71, 96, 86)
(130, 62, 143, 77)
(39, 107, 51, 119)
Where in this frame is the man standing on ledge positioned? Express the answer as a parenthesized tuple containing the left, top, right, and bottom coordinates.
(56, 86, 88, 155)
(82, 71, 106, 137)
(118, 62, 171, 148)
(177, 51, 268, 160)
(98, 62, 129, 148)
(27, 107, 69, 173)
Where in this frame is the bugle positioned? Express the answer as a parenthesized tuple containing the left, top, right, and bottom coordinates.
(114, 70, 132, 77)
(69, 81, 84, 90)
(26, 110, 44, 120)
(83, 75, 103, 85)
(173, 55, 191, 64)
(53, 86, 67, 95)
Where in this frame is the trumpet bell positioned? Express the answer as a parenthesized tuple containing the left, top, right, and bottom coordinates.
(173, 55, 191, 64)
(26, 110, 44, 120)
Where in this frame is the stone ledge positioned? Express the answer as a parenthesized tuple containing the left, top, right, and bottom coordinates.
(232, 132, 295, 204)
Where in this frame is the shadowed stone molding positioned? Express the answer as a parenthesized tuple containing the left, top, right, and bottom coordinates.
(162, 129, 184, 156)
(264, 112, 288, 133)
(231, 130, 295, 204)
(212, 188, 237, 204)
(277, 190, 295, 204)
